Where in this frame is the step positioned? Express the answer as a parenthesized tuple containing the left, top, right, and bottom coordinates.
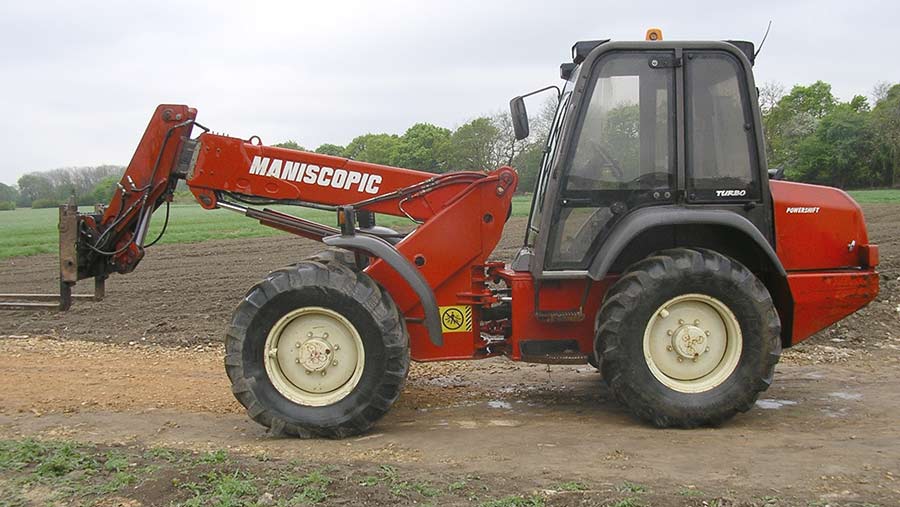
(535, 310, 585, 323)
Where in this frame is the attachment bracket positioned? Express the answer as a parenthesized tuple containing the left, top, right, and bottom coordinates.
(0, 200, 106, 311)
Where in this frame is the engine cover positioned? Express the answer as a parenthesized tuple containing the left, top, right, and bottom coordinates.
(770, 180, 871, 271)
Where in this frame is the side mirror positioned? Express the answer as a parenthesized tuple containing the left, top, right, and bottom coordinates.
(509, 96, 529, 140)
(509, 85, 561, 140)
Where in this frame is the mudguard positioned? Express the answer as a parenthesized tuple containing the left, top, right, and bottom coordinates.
(588, 206, 786, 279)
(323, 233, 444, 347)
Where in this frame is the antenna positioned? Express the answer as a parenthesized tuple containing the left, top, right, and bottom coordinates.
(754, 20, 773, 59)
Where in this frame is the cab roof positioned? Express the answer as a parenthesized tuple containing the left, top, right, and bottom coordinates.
(571, 39, 756, 65)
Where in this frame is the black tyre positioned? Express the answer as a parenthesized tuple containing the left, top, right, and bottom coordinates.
(596, 248, 781, 428)
(225, 261, 409, 438)
(587, 314, 602, 372)
(305, 247, 360, 271)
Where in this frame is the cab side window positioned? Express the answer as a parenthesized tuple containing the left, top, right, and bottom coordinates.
(685, 52, 759, 201)
(567, 53, 675, 192)
(545, 52, 675, 270)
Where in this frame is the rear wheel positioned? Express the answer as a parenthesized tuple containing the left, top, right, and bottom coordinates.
(596, 248, 781, 428)
(225, 261, 409, 438)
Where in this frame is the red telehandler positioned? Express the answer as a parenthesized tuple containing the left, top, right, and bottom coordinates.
(46, 32, 878, 437)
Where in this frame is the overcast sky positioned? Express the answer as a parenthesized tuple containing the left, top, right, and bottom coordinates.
(1, 0, 897, 185)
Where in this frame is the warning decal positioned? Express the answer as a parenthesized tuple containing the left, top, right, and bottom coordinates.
(439, 305, 473, 333)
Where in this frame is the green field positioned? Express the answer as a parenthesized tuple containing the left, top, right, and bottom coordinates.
(0, 196, 534, 260)
(1, 190, 896, 261)
(846, 188, 900, 203)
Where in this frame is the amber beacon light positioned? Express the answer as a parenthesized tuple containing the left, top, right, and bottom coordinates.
(645, 28, 663, 40)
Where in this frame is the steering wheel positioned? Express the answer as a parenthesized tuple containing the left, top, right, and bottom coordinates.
(584, 141, 624, 181)
(625, 171, 671, 189)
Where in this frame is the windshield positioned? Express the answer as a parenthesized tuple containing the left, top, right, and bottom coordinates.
(525, 71, 576, 247)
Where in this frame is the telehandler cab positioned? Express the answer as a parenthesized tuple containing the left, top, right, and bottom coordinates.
(43, 31, 878, 437)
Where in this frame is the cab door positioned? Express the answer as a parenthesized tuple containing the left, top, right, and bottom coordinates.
(542, 51, 677, 272)
(683, 50, 772, 238)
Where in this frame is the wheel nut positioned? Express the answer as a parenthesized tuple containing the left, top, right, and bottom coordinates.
(321, 371, 327, 376)
(307, 332, 313, 337)
(705, 330, 710, 336)
(705, 347, 710, 352)
(268, 349, 277, 358)
(667, 330, 674, 336)
(305, 370, 312, 375)
(678, 319, 684, 325)
(295, 358, 301, 364)
(332, 360, 338, 366)
(666, 345, 673, 352)
(677, 357, 684, 363)
(659, 309, 669, 318)
(693, 319, 700, 325)
(295, 342, 301, 348)
(323, 333, 329, 339)
(334, 344, 341, 351)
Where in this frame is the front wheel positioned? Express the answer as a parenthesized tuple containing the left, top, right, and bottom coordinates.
(225, 261, 409, 438)
(596, 248, 781, 428)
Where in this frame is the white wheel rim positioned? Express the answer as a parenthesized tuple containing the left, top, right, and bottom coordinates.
(642, 293, 742, 394)
(263, 306, 365, 407)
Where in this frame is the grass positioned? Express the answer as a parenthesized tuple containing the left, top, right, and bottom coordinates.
(0, 204, 302, 260)
(0, 437, 817, 507)
(179, 470, 258, 507)
(196, 449, 230, 465)
(846, 188, 900, 203)
(616, 481, 647, 494)
(268, 467, 334, 504)
(555, 481, 588, 492)
(0, 438, 435, 506)
(0, 439, 147, 505)
(480, 495, 545, 507)
(611, 497, 644, 507)
(677, 486, 706, 497)
(373, 464, 441, 499)
(2, 187, 896, 261)
(0, 195, 534, 261)
(143, 446, 178, 462)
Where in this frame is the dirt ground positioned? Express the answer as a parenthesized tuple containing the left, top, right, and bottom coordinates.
(1, 205, 899, 506)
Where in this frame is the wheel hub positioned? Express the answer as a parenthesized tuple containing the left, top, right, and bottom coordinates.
(263, 306, 365, 406)
(643, 294, 743, 393)
(297, 336, 333, 372)
(671, 324, 709, 360)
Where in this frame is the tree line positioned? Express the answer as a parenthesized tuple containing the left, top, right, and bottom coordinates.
(761, 81, 900, 188)
(3, 79, 898, 211)
(271, 99, 556, 196)
(1, 166, 123, 210)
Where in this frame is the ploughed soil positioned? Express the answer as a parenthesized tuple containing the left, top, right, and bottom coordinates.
(1, 205, 899, 506)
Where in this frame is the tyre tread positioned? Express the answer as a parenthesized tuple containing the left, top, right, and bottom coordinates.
(225, 255, 408, 439)
(596, 248, 781, 428)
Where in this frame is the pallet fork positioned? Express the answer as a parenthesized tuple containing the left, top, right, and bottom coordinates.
(0, 198, 106, 311)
